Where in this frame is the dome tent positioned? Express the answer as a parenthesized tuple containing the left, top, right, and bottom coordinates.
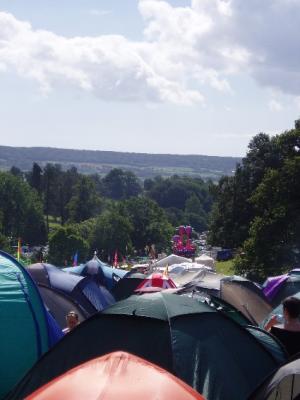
(63, 255, 128, 291)
(26, 352, 205, 400)
(0, 251, 59, 399)
(9, 293, 281, 400)
(249, 357, 300, 400)
(27, 263, 115, 318)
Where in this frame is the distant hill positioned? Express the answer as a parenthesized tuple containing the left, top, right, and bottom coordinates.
(0, 146, 241, 180)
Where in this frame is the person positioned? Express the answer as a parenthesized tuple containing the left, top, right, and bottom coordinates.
(62, 311, 79, 334)
(264, 296, 300, 357)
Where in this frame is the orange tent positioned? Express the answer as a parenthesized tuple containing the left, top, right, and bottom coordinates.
(26, 351, 205, 400)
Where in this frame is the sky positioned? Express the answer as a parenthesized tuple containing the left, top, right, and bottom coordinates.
(0, 0, 299, 157)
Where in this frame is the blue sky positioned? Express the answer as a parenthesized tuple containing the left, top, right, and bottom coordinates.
(0, 0, 299, 156)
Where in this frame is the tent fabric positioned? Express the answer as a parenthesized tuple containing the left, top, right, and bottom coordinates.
(63, 258, 128, 291)
(264, 275, 300, 307)
(136, 273, 177, 290)
(39, 285, 87, 329)
(27, 263, 115, 317)
(153, 254, 192, 269)
(112, 276, 146, 301)
(263, 275, 289, 301)
(25, 352, 205, 400)
(8, 293, 281, 400)
(0, 251, 51, 399)
(171, 267, 216, 287)
(195, 254, 215, 269)
(249, 358, 300, 400)
(220, 278, 272, 325)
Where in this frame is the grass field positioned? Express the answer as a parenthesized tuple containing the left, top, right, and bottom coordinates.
(215, 259, 235, 276)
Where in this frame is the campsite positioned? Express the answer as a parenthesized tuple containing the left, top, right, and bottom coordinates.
(1, 246, 300, 400)
(1, 1, 300, 398)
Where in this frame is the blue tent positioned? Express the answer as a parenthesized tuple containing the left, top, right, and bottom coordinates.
(27, 263, 115, 317)
(0, 251, 62, 399)
(63, 256, 128, 290)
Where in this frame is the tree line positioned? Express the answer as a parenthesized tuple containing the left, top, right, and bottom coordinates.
(2, 120, 298, 277)
(209, 119, 300, 280)
(0, 165, 213, 264)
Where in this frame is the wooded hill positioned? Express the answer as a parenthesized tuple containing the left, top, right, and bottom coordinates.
(0, 146, 240, 180)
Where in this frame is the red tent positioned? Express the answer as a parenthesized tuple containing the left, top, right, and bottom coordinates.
(136, 272, 176, 290)
(26, 351, 205, 400)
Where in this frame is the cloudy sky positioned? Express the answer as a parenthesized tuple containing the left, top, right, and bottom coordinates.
(0, 0, 299, 156)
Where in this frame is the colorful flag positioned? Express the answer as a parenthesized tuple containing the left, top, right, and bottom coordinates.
(113, 249, 118, 268)
(17, 238, 22, 261)
(73, 251, 78, 267)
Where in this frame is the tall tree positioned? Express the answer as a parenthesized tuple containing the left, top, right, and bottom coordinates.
(120, 197, 173, 252)
(67, 176, 102, 223)
(103, 169, 142, 200)
(0, 172, 46, 245)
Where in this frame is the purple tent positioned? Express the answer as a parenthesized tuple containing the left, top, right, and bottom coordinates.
(263, 274, 288, 300)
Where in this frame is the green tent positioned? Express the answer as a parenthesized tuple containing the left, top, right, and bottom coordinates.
(0, 251, 50, 399)
(8, 292, 282, 400)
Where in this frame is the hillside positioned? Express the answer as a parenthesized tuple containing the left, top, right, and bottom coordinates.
(0, 146, 241, 180)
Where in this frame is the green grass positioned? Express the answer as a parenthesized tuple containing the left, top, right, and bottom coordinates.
(215, 259, 235, 276)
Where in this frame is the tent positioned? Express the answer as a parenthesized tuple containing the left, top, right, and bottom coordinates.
(184, 274, 271, 325)
(195, 254, 215, 269)
(153, 254, 192, 269)
(0, 251, 60, 399)
(27, 263, 115, 317)
(249, 357, 300, 400)
(37, 285, 86, 329)
(170, 266, 214, 286)
(263, 274, 300, 307)
(26, 351, 205, 400)
(220, 276, 272, 325)
(183, 271, 225, 297)
(136, 272, 177, 290)
(112, 273, 146, 301)
(63, 256, 128, 291)
(9, 293, 282, 400)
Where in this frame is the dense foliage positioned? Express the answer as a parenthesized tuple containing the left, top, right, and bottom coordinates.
(209, 121, 300, 280)
(0, 164, 213, 264)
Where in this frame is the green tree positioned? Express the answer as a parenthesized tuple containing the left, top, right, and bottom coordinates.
(48, 226, 89, 265)
(0, 172, 47, 245)
(67, 176, 102, 223)
(27, 163, 43, 195)
(121, 197, 173, 252)
(103, 169, 142, 200)
(90, 210, 133, 260)
(235, 156, 300, 280)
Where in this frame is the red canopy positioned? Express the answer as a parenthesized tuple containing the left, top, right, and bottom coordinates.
(136, 272, 176, 290)
(26, 351, 205, 400)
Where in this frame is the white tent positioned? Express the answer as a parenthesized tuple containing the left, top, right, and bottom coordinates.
(153, 254, 191, 269)
(195, 254, 215, 269)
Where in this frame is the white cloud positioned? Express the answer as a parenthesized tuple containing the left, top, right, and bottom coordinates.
(0, 11, 202, 104)
(268, 99, 283, 112)
(0, 0, 299, 104)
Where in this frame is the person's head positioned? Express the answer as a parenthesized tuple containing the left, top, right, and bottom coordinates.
(66, 311, 79, 330)
(282, 296, 300, 320)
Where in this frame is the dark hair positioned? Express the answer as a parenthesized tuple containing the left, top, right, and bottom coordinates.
(283, 296, 300, 319)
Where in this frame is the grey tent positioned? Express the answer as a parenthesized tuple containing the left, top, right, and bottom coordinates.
(9, 293, 282, 400)
(249, 357, 300, 400)
(220, 276, 272, 325)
